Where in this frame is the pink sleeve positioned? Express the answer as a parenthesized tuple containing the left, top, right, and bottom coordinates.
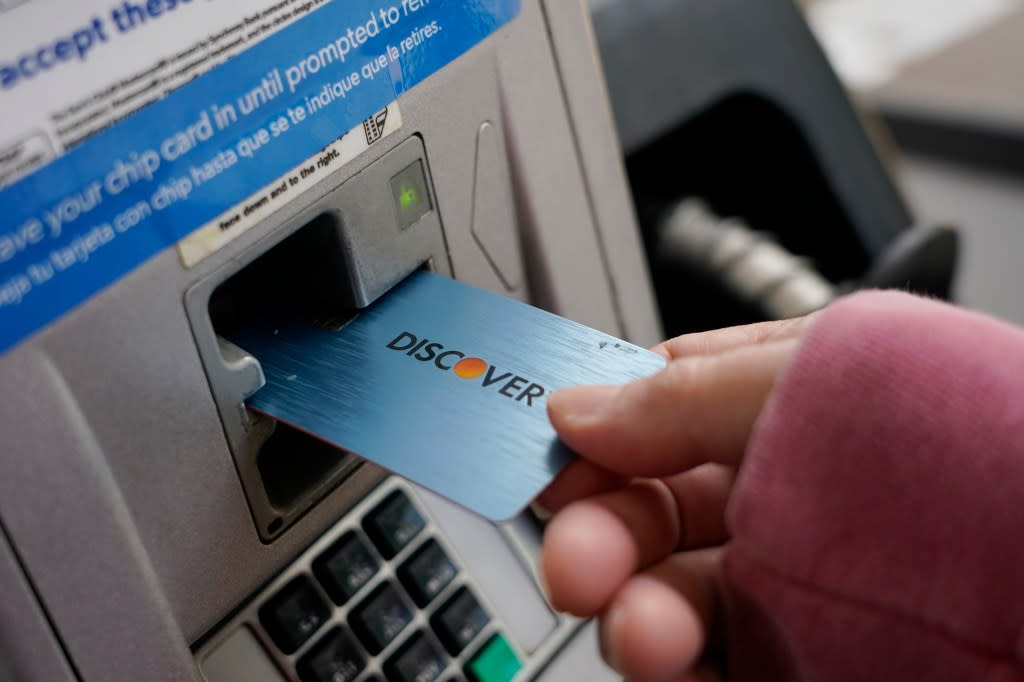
(724, 291, 1024, 681)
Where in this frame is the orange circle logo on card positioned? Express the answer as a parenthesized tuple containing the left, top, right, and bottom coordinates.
(453, 357, 488, 379)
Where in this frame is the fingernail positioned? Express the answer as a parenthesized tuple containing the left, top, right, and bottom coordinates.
(600, 603, 625, 673)
(549, 385, 620, 424)
(530, 499, 552, 522)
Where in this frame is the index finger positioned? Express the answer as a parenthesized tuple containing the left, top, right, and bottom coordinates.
(548, 338, 799, 477)
(652, 314, 814, 360)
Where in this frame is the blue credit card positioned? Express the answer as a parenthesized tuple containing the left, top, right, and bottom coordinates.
(231, 271, 665, 520)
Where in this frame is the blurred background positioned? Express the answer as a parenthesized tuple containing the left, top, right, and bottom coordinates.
(807, 0, 1023, 323)
(589, 0, 1023, 334)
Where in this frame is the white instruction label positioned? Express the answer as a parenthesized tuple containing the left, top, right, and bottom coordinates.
(177, 101, 401, 268)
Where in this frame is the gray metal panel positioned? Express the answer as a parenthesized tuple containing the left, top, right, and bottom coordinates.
(200, 628, 284, 682)
(540, 0, 663, 347)
(0, 528, 76, 682)
(491, 0, 622, 332)
(0, 347, 200, 681)
(470, 121, 524, 290)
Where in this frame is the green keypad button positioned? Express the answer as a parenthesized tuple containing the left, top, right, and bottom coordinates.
(465, 634, 521, 682)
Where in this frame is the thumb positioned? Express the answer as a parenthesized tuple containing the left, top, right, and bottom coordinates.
(548, 339, 798, 478)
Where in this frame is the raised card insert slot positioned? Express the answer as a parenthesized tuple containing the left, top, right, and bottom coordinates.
(185, 135, 450, 541)
(208, 212, 369, 535)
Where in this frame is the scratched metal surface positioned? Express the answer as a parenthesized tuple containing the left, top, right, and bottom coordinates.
(231, 271, 665, 520)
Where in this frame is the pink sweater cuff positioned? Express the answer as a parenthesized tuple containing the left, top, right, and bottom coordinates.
(725, 292, 1024, 680)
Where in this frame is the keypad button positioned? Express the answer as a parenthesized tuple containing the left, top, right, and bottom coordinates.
(297, 629, 365, 682)
(350, 582, 414, 655)
(398, 539, 457, 607)
(431, 588, 489, 656)
(364, 491, 426, 559)
(465, 634, 521, 682)
(258, 576, 330, 654)
(313, 531, 379, 605)
(384, 631, 448, 682)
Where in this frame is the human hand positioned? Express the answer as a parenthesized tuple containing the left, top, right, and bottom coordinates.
(539, 315, 817, 681)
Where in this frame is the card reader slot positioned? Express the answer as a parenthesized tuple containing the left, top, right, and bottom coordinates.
(185, 134, 451, 542)
(209, 211, 366, 537)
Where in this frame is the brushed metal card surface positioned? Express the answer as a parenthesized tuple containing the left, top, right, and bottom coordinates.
(231, 271, 665, 520)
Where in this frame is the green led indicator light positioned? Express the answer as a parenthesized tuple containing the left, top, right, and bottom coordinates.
(399, 180, 420, 213)
(390, 160, 431, 231)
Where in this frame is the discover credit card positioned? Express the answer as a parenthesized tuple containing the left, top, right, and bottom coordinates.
(231, 270, 665, 520)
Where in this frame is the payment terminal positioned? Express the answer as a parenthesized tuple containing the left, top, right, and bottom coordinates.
(0, 1, 662, 680)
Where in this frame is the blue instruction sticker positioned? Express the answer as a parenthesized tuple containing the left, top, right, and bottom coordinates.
(0, 0, 521, 355)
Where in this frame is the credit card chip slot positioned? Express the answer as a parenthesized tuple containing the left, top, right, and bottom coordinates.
(184, 135, 450, 541)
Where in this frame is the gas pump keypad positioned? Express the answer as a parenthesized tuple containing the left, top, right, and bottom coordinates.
(214, 481, 524, 682)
